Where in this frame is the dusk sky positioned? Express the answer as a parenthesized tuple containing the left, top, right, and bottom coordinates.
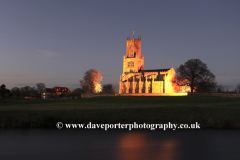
(1, 0, 240, 91)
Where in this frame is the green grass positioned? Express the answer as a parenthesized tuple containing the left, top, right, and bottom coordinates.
(0, 96, 240, 128)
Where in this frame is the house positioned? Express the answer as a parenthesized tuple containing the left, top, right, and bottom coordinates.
(41, 88, 56, 99)
(53, 86, 71, 96)
(41, 86, 71, 99)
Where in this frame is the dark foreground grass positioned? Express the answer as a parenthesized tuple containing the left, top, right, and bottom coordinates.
(0, 96, 240, 128)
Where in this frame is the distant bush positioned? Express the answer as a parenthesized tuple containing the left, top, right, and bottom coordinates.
(102, 84, 116, 93)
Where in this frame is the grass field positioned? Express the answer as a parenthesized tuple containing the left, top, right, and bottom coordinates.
(0, 96, 240, 129)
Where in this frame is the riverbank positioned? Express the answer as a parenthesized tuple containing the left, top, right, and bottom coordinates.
(1, 96, 240, 128)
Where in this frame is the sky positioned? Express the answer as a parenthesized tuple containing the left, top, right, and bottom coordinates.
(0, 0, 240, 92)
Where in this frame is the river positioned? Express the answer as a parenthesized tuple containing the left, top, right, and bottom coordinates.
(0, 129, 240, 160)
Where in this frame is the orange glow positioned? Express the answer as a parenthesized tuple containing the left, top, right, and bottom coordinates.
(116, 133, 148, 160)
(119, 33, 191, 95)
(94, 82, 102, 93)
(92, 70, 103, 93)
(171, 74, 191, 93)
(157, 139, 179, 160)
(120, 93, 188, 96)
(164, 67, 177, 93)
(116, 132, 180, 160)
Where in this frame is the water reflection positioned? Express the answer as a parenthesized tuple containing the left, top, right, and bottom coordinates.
(117, 133, 148, 160)
(116, 132, 180, 160)
(0, 130, 240, 160)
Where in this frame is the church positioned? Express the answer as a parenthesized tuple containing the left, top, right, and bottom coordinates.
(119, 33, 188, 95)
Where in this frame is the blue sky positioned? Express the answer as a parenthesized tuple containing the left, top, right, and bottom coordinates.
(0, 0, 240, 91)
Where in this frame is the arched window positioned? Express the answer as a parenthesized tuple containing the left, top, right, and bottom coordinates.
(128, 61, 134, 67)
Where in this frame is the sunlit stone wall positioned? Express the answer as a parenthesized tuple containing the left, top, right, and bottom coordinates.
(119, 34, 190, 94)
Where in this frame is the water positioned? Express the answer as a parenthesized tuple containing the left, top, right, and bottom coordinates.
(0, 129, 240, 160)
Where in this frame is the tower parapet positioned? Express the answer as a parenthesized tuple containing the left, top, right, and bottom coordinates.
(123, 32, 144, 74)
(126, 35, 141, 58)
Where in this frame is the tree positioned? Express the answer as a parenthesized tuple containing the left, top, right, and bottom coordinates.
(20, 86, 32, 97)
(3, 93, 10, 99)
(30, 86, 38, 95)
(237, 83, 240, 94)
(0, 84, 11, 97)
(80, 69, 103, 93)
(72, 88, 84, 94)
(36, 83, 46, 93)
(176, 59, 217, 93)
(0, 84, 6, 97)
(0, 84, 6, 90)
(11, 87, 21, 96)
(216, 85, 224, 93)
(102, 84, 115, 93)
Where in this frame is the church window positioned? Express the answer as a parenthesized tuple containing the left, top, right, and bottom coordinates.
(128, 61, 134, 67)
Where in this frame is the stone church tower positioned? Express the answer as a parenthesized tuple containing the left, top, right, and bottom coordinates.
(119, 32, 190, 94)
(123, 33, 144, 73)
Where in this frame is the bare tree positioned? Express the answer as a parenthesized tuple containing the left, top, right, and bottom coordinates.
(80, 69, 103, 93)
(36, 83, 46, 93)
(176, 59, 217, 92)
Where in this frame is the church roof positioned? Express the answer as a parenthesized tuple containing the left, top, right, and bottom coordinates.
(141, 68, 170, 72)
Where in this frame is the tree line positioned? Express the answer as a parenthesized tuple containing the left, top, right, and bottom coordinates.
(0, 69, 116, 99)
(0, 83, 46, 99)
(71, 83, 115, 95)
(1, 59, 239, 99)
